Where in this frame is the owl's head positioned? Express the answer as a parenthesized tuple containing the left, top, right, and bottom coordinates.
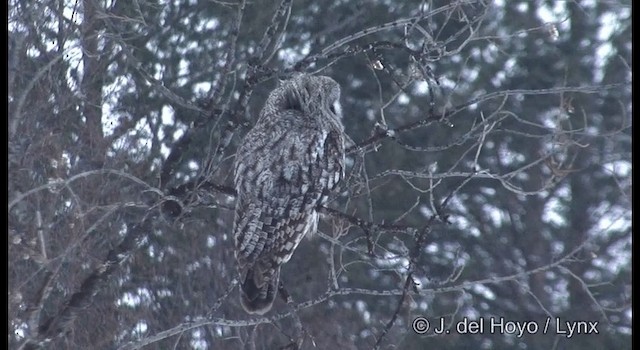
(268, 74, 343, 123)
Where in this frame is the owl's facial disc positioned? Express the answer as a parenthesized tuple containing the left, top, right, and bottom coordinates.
(330, 100, 342, 119)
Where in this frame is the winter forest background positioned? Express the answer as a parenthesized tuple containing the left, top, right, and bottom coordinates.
(8, 0, 631, 349)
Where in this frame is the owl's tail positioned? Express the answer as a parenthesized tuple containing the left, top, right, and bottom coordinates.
(240, 262, 281, 315)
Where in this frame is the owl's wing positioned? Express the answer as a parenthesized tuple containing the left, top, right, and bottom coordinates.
(320, 127, 345, 195)
(233, 110, 343, 265)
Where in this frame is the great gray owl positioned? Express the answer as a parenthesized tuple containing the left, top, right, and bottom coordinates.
(232, 74, 345, 314)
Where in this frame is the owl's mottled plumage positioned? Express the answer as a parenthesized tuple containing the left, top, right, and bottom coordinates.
(233, 74, 345, 314)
